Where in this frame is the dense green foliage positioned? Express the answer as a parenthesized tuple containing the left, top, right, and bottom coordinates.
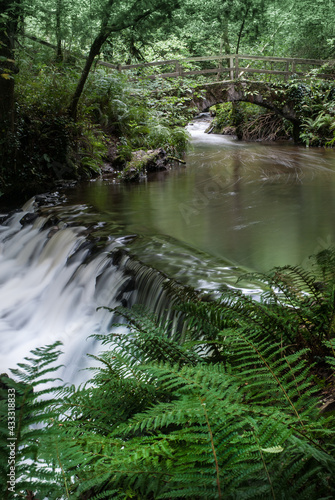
(1, 0, 335, 198)
(0, 52, 192, 199)
(210, 102, 291, 141)
(1, 250, 335, 498)
(2, 1, 335, 496)
(0, 0, 187, 199)
(210, 72, 335, 144)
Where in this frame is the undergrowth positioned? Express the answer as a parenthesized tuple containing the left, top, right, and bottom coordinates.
(1, 249, 335, 498)
(286, 72, 335, 147)
(85, 72, 193, 163)
(210, 102, 291, 141)
(210, 73, 335, 146)
(1, 48, 192, 200)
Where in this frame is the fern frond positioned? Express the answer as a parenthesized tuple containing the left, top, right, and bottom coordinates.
(2, 246, 335, 500)
(0, 342, 67, 498)
(94, 304, 200, 366)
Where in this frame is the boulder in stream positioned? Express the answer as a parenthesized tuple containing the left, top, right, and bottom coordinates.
(120, 148, 169, 182)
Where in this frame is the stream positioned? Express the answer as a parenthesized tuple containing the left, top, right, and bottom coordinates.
(1, 117, 335, 383)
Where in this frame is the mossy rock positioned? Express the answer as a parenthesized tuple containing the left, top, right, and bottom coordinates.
(120, 148, 168, 182)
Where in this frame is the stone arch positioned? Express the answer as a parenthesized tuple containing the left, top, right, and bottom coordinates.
(187, 80, 301, 142)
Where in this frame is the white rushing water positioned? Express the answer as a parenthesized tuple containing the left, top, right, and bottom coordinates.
(186, 114, 239, 145)
(4, 117, 335, 384)
(0, 200, 132, 384)
(0, 197, 189, 384)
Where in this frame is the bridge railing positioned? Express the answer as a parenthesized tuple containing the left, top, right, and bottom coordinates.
(99, 54, 333, 81)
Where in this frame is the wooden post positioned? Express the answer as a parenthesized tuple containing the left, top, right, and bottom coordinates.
(175, 61, 182, 77)
(292, 60, 296, 75)
(285, 61, 289, 81)
(217, 58, 223, 81)
(229, 56, 234, 80)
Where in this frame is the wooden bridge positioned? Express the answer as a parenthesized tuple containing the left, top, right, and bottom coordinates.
(99, 53, 331, 81)
(99, 54, 334, 142)
(184, 80, 303, 140)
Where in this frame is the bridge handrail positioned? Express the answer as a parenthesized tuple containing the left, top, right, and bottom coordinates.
(98, 53, 333, 80)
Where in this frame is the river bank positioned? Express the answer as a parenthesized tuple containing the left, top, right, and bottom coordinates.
(2, 118, 335, 380)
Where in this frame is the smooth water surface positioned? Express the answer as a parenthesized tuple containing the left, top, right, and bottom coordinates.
(2, 119, 335, 381)
(66, 119, 335, 272)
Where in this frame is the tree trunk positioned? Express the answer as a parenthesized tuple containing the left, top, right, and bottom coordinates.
(0, 0, 19, 135)
(67, 0, 117, 120)
(219, 18, 231, 77)
(236, 5, 250, 55)
(55, 0, 63, 62)
(221, 18, 231, 55)
(67, 1, 154, 121)
(68, 33, 108, 121)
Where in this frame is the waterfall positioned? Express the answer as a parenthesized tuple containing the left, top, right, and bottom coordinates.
(0, 198, 184, 384)
(0, 188, 262, 385)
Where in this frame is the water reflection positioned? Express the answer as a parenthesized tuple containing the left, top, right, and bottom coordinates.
(66, 121, 335, 272)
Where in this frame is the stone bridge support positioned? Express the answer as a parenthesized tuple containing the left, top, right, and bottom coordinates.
(187, 81, 301, 142)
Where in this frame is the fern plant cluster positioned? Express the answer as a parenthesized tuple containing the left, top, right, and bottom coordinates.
(1, 251, 335, 499)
